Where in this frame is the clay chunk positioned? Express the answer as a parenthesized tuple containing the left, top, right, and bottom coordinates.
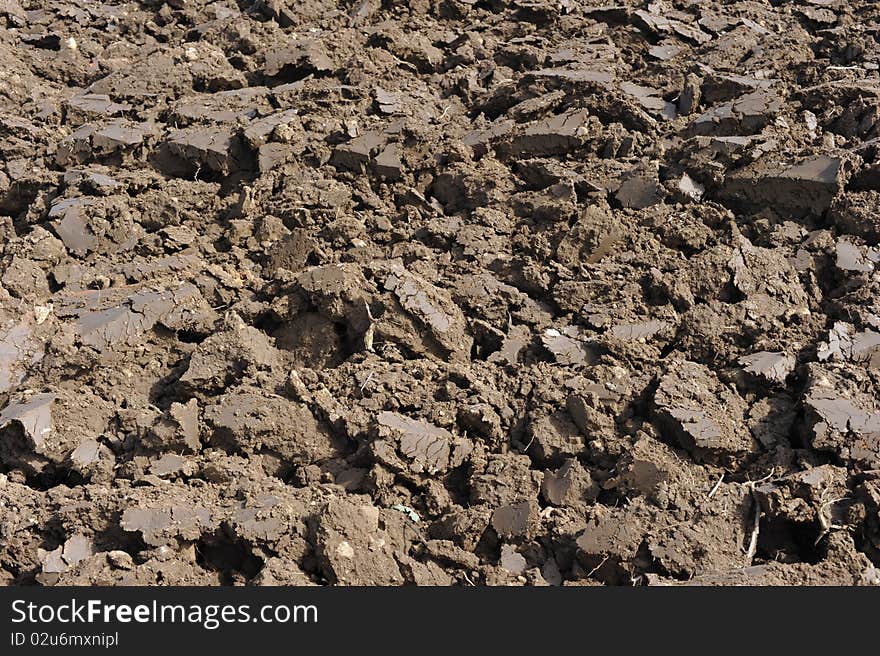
(654, 361, 754, 464)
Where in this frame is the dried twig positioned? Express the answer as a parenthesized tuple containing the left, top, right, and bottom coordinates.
(707, 473, 725, 500)
(744, 484, 762, 563)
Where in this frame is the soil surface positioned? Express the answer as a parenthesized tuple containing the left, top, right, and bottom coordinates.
(2, 0, 880, 586)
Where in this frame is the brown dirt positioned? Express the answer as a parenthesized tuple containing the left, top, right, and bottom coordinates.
(2, 0, 880, 586)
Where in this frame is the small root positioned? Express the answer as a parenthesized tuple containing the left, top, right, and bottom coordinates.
(586, 555, 610, 579)
(707, 473, 724, 500)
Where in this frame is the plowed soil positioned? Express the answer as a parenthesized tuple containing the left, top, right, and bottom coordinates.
(2, 0, 880, 586)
